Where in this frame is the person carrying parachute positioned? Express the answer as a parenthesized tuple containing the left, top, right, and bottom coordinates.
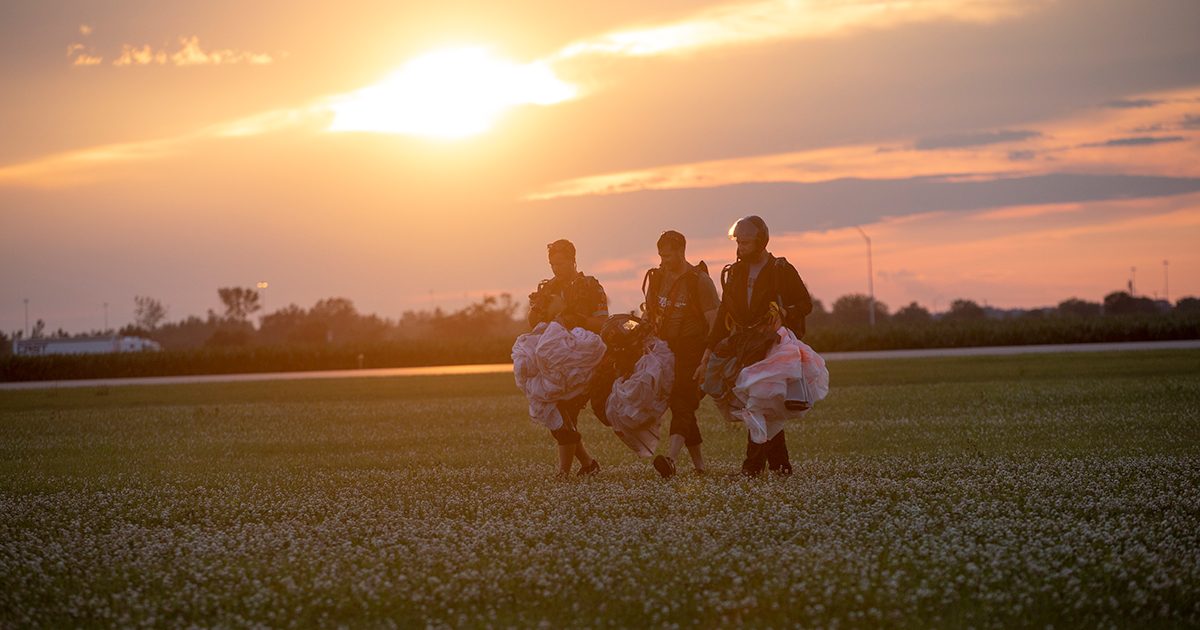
(698, 216, 830, 477)
(588, 314, 674, 460)
(639, 230, 720, 477)
(512, 239, 609, 478)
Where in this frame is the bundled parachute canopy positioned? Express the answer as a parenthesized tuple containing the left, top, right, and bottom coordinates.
(605, 337, 674, 458)
(512, 321, 606, 430)
(705, 327, 829, 444)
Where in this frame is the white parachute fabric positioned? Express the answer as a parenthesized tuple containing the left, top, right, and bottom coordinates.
(606, 338, 674, 458)
(511, 321, 607, 430)
(729, 327, 829, 444)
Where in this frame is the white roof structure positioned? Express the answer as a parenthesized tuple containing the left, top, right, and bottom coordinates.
(13, 336, 162, 356)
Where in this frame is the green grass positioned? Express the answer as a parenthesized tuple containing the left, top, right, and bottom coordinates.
(1, 349, 1198, 629)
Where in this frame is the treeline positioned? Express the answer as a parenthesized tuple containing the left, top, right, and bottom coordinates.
(806, 312, 1200, 352)
(3, 287, 1198, 382)
(805, 292, 1200, 328)
(5, 291, 528, 352)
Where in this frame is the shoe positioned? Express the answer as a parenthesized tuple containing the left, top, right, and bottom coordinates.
(653, 455, 676, 479)
(577, 460, 600, 476)
(771, 463, 793, 477)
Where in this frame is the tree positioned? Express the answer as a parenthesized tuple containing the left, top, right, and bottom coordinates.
(258, 304, 308, 344)
(1057, 298, 1101, 318)
(805, 298, 833, 329)
(892, 301, 932, 324)
(1103, 291, 1157, 316)
(1175, 296, 1200, 314)
(943, 299, 987, 321)
(831, 294, 889, 325)
(30, 319, 45, 339)
(133, 295, 168, 330)
(217, 287, 262, 322)
(433, 294, 522, 337)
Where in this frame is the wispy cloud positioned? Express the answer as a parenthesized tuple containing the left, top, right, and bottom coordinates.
(72, 53, 103, 66)
(1104, 99, 1164, 109)
(552, 0, 1048, 62)
(0, 106, 329, 188)
(526, 87, 1200, 200)
(167, 36, 275, 66)
(112, 44, 166, 66)
(914, 130, 1042, 150)
(70, 36, 277, 68)
(1082, 136, 1186, 148)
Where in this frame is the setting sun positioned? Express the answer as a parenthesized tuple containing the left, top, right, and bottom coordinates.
(326, 47, 577, 139)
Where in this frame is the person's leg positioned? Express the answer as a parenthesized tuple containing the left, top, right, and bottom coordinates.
(557, 442, 577, 476)
(742, 436, 767, 477)
(765, 431, 792, 475)
(667, 434, 686, 461)
(686, 442, 706, 473)
(667, 337, 706, 472)
(574, 441, 595, 468)
(552, 398, 586, 477)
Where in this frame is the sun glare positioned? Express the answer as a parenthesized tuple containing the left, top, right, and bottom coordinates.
(326, 47, 577, 139)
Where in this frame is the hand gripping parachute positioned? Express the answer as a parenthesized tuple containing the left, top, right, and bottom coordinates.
(605, 337, 674, 458)
(511, 321, 607, 430)
(707, 327, 829, 444)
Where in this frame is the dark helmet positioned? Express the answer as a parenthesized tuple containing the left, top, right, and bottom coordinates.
(601, 314, 648, 351)
(728, 215, 769, 257)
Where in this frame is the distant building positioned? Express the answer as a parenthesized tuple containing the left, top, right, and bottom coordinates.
(13, 336, 162, 356)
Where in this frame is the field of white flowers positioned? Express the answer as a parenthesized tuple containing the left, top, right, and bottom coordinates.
(1, 353, 1199, 629)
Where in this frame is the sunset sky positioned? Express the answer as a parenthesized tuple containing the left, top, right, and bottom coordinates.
(3, 0, 1199, 335)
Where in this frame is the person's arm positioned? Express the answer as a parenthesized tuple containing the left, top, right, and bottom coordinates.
(527, 293, 545, 328)
(580, 278, 609, 333)
(699, 274, 721, 335)
(697, 300, 729, 381)
(778, 263, 813, 338)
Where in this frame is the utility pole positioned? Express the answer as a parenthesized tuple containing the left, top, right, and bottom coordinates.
(854, 226, 875, 325)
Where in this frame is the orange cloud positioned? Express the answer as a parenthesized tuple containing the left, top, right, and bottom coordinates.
(169, 36, 274, 66)
(553, 0, 1047, 61)
(113, 44, 166, 66)
(87, 36, 277, 67)
(526, 87, 1200, 200)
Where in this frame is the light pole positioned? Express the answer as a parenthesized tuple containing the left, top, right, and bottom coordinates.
(1164, 260, 1169, 304)
(1131, 266, 1137, 297)
(24, 298, 29, 338)
(854, 226, 875, 325)
(257, 282, 268, 317)
(103, 302, 108, 333)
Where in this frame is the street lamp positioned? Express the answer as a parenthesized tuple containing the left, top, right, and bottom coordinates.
(257, 282, 268, 315)
(854, 226, 875, 325)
